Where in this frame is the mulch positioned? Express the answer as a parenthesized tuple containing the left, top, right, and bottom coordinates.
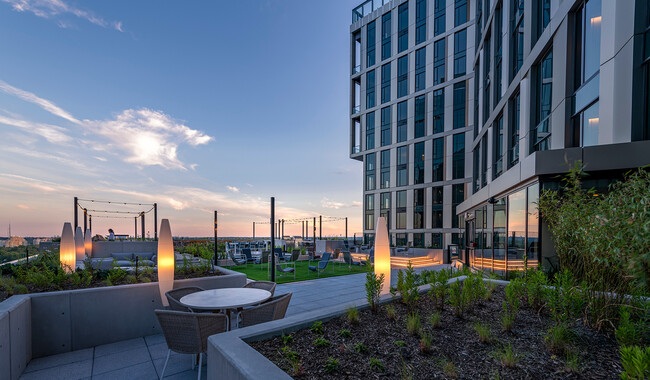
(250, 285, 623, 379)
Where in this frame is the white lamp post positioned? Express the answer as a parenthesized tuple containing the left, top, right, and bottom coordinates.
(60, 223, 75, 273)
(374, 216, 391, 294)
(74, 226, 85, 263)
(158, 219, 174, 307)
(84, 229, 92, 257)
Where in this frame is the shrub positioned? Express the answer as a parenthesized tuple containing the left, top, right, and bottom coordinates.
(346, 306, 360, 325)
(463, 273, 487, 309)
(310, 321, 324, 335)
(369, 357, 385, 372)
(615, 307, 641, 347)
(314, 337, 329, 347)
(281, 345, 299, 361)
(544, 323, 573, 355)
(474, 322, 491, 343)
(620, 345, 650, 380)
(354, 342, 367, 353)
(429, 312, 442, 328)
(546, 270, 583, 325)
(429, 269, 450, 310)
(419, 333, 433, 353)
(338, 329, 351, 338)
(365, 271, 385, 311)
(395, 262, 420, 309)
(448, 281, 466, 318)
(500, 311, 515, 332)
(324, 357, 338, 373)
(385, 304, 397, 320)
(525, 269, 549, 313)
(406, 312, 421, 335)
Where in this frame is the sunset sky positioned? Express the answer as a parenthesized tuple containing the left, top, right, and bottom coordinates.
(0, 0, 363, 238)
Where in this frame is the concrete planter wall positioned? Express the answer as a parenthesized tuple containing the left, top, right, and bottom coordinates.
(91, 241, 158, 258)
(0, 267, 246, 380)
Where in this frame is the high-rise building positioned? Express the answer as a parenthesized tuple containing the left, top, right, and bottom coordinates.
(350, 0, 650, 274)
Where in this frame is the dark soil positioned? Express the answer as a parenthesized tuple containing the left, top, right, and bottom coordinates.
(250, 286, 622, 379)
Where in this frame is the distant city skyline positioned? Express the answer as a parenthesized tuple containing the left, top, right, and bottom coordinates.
(0, 0, 363, 237)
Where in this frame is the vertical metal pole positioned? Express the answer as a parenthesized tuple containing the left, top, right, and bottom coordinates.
(313, 217, 316, 241)
(84, 209, 87, 233)
(214, 211, 218, 267)
(253, 222, 255, 238)
(74, 197, 78, 230)
(345, 217, 348, 242)
(89, 215, 92, 235)
(154, 203, 158, 240)
(141, 212, 145, 240)
(306, 221, 309, 240)
(319, 215, 322, 240)
(134, 217, 137, 239)
(302, 221, 305, 239)
(270, 197, 275, 282)
(281, 219, 284, 239)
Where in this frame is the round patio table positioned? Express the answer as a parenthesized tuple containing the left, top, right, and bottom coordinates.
(180, 288, 272, 330)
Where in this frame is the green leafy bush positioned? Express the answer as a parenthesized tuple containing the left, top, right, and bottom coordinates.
(406, 312, 421, 335)
(385, 304, 397, 320)
(493, 343, 519, 368)
(314, 337, 329, 347)
(429, 269, 450, 310)
(369, 357, 385, 372)
(474, 321, 491, 343)
(346, 306, 360, 324)
(338, 329, 351, 338)
(619, 345, 650, 380)
(615, 307, 641, 347)
(419, 332, 433, 353)
(354, 342, 367, 353)
(429, 312, 441, 328)
(310, 321, 324, 335)
(394, 340, 405, 347)
(544, 323, 573, 355)
(281, 334, 293, 345)
(324, 357, 338, 373)
(524, 269, 548, 313)
(394, 262, 420, 309)
(365, 270, 385, 311)
(448, 281, 466, 317)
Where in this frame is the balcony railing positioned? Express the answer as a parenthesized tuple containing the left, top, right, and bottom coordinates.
(351, 145, 361, 154)
(352, 0, 391, 23)
(352, 65, 361, 75)
(352, 105, 361, 114)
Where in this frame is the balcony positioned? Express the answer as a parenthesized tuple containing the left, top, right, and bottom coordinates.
(352, 64, 361, 75)
(352, 145, 361, 154)
(352, 0, 391, 23)
(352, 105, 361, 115)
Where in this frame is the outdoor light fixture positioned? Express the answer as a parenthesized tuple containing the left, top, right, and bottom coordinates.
(84, 229, 92, 257)
(374, 216, 391, 294)
(60, 223, 75, 273)
(74, 226, 85, 262)
(158, 219, 174, 307)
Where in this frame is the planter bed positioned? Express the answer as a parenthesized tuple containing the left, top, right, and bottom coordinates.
(251, 285, 622, 379)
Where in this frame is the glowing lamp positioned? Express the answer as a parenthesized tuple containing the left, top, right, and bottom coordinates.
(74, 226, 85, 262)
(158, 219, 174, 307)
(60, 223, 76, 273)
(374, 216, 391, 294)
(84, 229, 92, 257)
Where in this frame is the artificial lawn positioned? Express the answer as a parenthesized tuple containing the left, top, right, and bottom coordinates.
(225, 260, 368, 284)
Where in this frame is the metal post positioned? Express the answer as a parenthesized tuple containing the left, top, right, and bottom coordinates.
(134, 217, 137, 239)
(89, 215, 92, 235)
(141, 212, 145, 240)
(306, 220, 309, 240)
(319, 215, 322, 240)
(345, 217, 348, 242)
(74, 197, 78, 229)
(253, 222, 255, 238)
(154, 203, 158, 240)
(281, 219, 284, 239)
(313, 217, 316, 242)
(84, 209, 87, 233)
(270, 197, 275, 282)
(214, 211, 218, 267)
(302, 221, 305, 239)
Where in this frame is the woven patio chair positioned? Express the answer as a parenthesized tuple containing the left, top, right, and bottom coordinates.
(244, 281, 276, 296)
(165, 286, 205, 312)
(155, 309, 227, 380)
(239, 293, 292, 328)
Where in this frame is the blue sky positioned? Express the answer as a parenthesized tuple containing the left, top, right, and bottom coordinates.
(0, 0, 363, 237)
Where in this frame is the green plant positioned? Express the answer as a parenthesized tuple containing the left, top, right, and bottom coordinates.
(429, 312, 441, 328)
(615, 307, 641, 347)
(338, 329, 351, 338)
(525, 269, 549, 313)
(399, 356, 414, 380)
(365, 270, 385, 311)
(419, 332, 433, 353)
(406, 312, 420, 335)
(354, 342, 367, 353)
(441, 358, 458, 378)
(369, 357, 385, 372)
(500, 311, 515, 332)
(394, 340, 406, 347)
(564, 349, 580, 374)
(395, 262, 420, 309)
(474, 321, 491, 343)
(544, 323, 573, 355)
(314, 337, 330, 347)
(385, 304, 397, 320)
(310, 320, 324, 335)
(324, 357, 339, 373)
(448, 281, 466, 317)
(346, 306, 360, 324)
(619, 345, 650, 380)
(493, 343, 519, 367)
(281, 345, 299, 361)
(546, 270, 583, 325)
(281, 334, 293, 345)
(429, 269, 450, 310)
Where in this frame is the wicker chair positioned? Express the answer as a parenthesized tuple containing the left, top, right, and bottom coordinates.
(155, 310, 227, 380)
(239, 293, 292, 328)
(165, 286, 205, 312)
(244, 281, 276, 296)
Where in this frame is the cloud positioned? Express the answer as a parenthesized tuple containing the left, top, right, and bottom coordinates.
(2, 0, 124, 31)
(86, 108, 213, 170)
(226, 186, 239, 193)
(321, 197, 361, 209)
(17, 204, 31, 209)
(0, 80, 80, 124)
(0, 114, 72, 144)
(93, 156, 107, 162)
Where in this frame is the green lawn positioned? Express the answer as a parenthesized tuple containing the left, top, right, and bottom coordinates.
(225, 260, 368, 284)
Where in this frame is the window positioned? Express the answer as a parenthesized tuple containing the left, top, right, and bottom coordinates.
(381, 106, 391, 146)
(452, 133, 465, 179)
(398, 2, 409, 53)
(476, 0, 483, 50)
(494, 6, 503, 103)
(365, 153, 376, 190)
(434, 0, 445, 36)
(366, 112, 375, 150)
(481, 134, 488, 187)
(452, 184, 465, 228)
(570, 0, 601, 147)
(508, 92, 520, 167)
(415, 47, 426, 92)
(380, 192, 391, 221)
(433, 89, 444, 133)
(413, 233, 424, 248)
(493, 114, 503, 179)
(366, 70, 376, 109)
(381, 63, 391, 104)
(432, 186, 443, 228)
(474, 60, 480, 135)
(367, 21, 376, 68)
(432, 232, 442, 248)
(396, 190, 407, 229)
(395, 233, 407, 246)
(397, 145, 408, 186)
(414, 95, 426, 138)
(473, 145, 480, 192)
(644, 6, 650, 140)
(432, 137, 444, 182)
(434, 39, 445, 84)
(483, 35, 491, 123)
(455, 0, 468, 26)
(414, 141, 425, 184)
(535, 0, 551, 42)
(397, 101, 408, 142)
(416, 0, 426, 45)
(453, 82, 466, 129)
(365, 194, 375, 230)
(454, 29, 467, 77)
(511, 0, 525, 80)
(380, 149, 390, 189)
(413, 188, 424, 229)
(532, 49, 553, 152)
(382, 12, 392, 60)
(398, 55, 408, 98)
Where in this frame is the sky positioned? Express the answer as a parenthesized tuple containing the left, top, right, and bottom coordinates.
(0, 0, 364, 238)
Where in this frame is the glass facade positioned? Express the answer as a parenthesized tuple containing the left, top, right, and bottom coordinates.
(398, 2, 409, 53)
(414, 188, 424, 229)
(532, 49, 553, 152)
(483, 35, 491, 123)
(380, 149, 390, 188)
(494, 5, 503, 103)
(366, 111, 375, 150)
(366, 69, 376, 109)
(452, 184, 465, 228)
(434, 39, 445, 85)
(453, 81, 466, 129)
(396, 190, 407, 229)
(381, 106, 391, 146)
(365, 194, 374, 230)
(397, 101, 408, 142)
(433, 89, 444, 134)
(415, 0, 426, 45)
(365, 153, 376, 191)
(367, 21, 376, 68)
(381, 63, 391, 104)
(454, 29, 467, 77)
(380, 192, 390, 221)
(396, 145, 408, 186)
(414, 95, 426, 138)
(434, 0, 445, 36)
(511, 0, 524, 80)
(455, 0, 468, 27)
(382, 11, 392, 60)
(414, 141, 425, 184)
(508, 91, 520, 167)
(453, 133, 465, 179)
(493, 114, 503, 179)
(415, 47, 426, 92)
(398, 55, 408, 98)
(432, 186, 443, 228)
(432, 137, 444, 182)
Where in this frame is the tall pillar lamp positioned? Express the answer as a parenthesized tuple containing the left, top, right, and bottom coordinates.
(60, 223, 75, 273)
(158, 219, 174, 307)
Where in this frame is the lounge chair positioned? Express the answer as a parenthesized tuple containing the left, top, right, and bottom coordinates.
(255, 250, 270, 270)
(274, 248, 285, 261)
(308, 252, 334, 277)
(289, 249, 300, 262)
(244, 281, 276, 296)
(155, 309, 227, 380)
(274, 261, 295, 279)
(165, 287, 205, 312)
(239, 293, 292, 328)
(228, 250, 247, 268)
(342, 251, 366, 271)
(241, 248, 256, 263)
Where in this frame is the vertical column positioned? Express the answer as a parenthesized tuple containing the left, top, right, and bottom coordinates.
(253, 222, 255, 238)
(89, 215, 92, 235)
(281, 219, 284, 239)
(214, 210, 218, 266)
(154, 203, 158, 240)
(74, 197, 78, 229)
(270, 197, 275, 282)
(313, 217, 316, 241)
(141, 212, 145, 240)
(134, 217, 137, 238)
(83, 209, 87, 233)
(319, 215, 322, 240)
(345, 217, 348, 242)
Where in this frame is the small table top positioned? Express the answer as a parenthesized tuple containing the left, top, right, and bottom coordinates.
(179, 288, 271, 310)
